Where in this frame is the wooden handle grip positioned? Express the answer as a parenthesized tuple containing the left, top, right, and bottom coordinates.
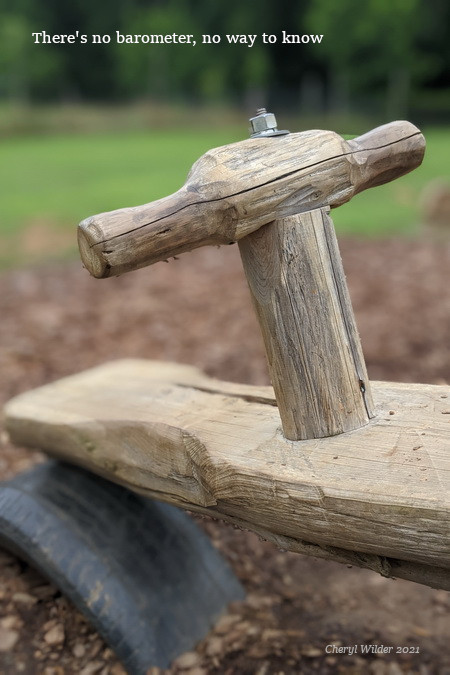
(347, 121, 426, 194)
(78, 121, 425, 278)
(77, 189, 195, 279)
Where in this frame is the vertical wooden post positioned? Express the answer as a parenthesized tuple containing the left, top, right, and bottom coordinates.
(239, 206, 374, 441)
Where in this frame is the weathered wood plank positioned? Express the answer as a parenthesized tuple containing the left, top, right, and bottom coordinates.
(239, 208, 374, 439)
(4, 360, 450, 589)
(78, 122, 425, 278)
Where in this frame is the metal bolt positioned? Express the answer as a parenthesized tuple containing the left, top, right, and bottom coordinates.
(249, 109, 290, 138)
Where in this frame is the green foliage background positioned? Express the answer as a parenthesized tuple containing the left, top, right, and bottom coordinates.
(0, 0, 449, 119)
(0, 0, 449, 267)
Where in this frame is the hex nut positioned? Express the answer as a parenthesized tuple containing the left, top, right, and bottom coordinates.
(249, 112, 278, 135)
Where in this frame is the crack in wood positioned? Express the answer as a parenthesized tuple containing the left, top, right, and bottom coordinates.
(176, 382, 278, 406)
(90, 132, 422, 248)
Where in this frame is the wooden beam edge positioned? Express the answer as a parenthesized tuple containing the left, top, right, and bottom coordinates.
(3, 360, 450, 586)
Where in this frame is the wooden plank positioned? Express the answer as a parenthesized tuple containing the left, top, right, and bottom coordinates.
(239, 207, 374, 439)
(78, 122, 425, 278)
(4, 359, 450, 588)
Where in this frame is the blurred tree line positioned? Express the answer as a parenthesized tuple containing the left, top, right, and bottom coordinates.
(0, 0, 449, 120)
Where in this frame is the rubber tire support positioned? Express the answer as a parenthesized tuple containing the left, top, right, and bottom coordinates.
(0, 461, 245, 674)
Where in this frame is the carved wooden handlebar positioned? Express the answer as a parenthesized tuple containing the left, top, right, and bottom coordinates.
(77, 119, 425, 441)
(78, 121, 425, 279)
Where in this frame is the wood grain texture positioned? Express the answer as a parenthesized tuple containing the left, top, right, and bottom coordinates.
(4, 359, 449, 588)
(78, 121, 425, 278)
(239, 208, 374, 440)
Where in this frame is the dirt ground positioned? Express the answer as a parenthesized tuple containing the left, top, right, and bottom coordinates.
(0, 236, 449, 675)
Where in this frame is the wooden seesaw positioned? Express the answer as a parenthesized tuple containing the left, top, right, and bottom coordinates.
(5, 112, 450, 592)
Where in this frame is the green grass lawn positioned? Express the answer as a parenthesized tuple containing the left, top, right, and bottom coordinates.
(1, 125, 448, 268)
